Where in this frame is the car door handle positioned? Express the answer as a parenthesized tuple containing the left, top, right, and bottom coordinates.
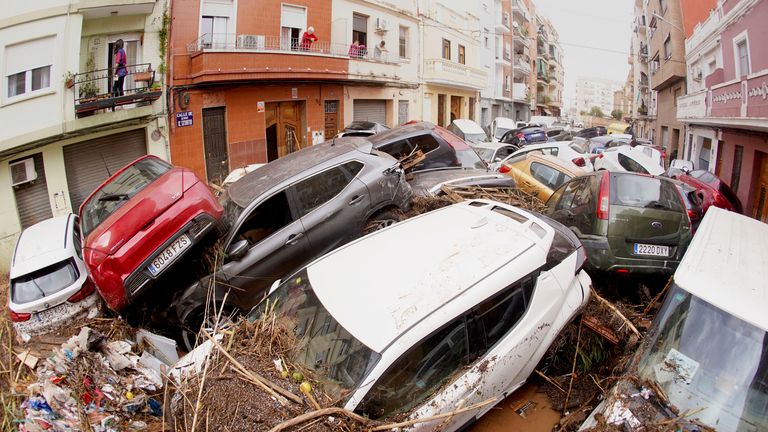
(348, 195, 364, 205)
(285, 233, 304, 246)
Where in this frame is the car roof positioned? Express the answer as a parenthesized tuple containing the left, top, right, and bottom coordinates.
(514, 153, 584, 175)
(306, 201, 551, 353)
(451, 119, 485, 134)
(604, 145, 664, 175)
(367, 122, 435, 145)
(10, 214, 75, 279)
(228, 137, 375, 207)
(493, 117, 516, 127)
(517, 141, 574, 151)
(472, 141, 513, 151)
(674, 207, 768, 331)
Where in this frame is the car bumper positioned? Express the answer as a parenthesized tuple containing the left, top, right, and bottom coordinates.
(13, 293, 102, 339)
(122, 213, 220, 304)
(581, 238, 680, 275)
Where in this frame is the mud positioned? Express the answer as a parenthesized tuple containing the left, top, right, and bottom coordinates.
(470, 383, 561, 432)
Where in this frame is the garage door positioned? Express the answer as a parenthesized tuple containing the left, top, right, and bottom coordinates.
(64, 129, 147, 212)
(353, 100, 386, 124)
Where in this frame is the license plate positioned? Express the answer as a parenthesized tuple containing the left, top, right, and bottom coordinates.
(634, 243, 669, 257)
(147, 234, 191, 276)
(34, 302, 76, 322)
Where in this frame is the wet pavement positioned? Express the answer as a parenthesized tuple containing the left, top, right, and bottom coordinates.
(470, 382, 561, 432)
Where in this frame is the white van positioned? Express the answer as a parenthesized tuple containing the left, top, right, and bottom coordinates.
(580, 206, 768, 431)
(447, 119, 488, 144)
(489, 117, 518, 142)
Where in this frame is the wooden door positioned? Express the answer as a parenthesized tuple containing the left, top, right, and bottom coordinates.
(450, 96, 461, 122)
(753, 154, 768, 222)
(437, 94, 446, 127)
(324, 100, 339, 140)
(265, 101, 304, 160)
(202, 107, 228, 184)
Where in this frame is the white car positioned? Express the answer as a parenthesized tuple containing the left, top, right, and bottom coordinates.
(580, 207, 768, 431)
(447, 119, 488, 144)
(177, 200, 591, 431)
(471, 142, 519, 164)
(593, 145, 664, 175)
(495, 141, 595, 172)
(8, 214, 101, 338)
(489, 117, 518, 142)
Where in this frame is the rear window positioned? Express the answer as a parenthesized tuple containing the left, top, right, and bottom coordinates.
(81, 157, 171, 236)
(611, 175, 684, 212)
(11, 259, 78, 304)
(530, 162, 571, 190)
(618, 153, 649, 174)
(456, 148, 488, 170)
(475, 147, 495, 161)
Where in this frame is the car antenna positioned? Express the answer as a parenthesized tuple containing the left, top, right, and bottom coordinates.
(100, 153, 111, 176)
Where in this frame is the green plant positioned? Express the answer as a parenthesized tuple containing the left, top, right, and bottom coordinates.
(589, 106, 605, 118)
(78, 54, 99, 99)
(62, 71, 75, 88)
(611, 109, 623, 120)
(156, 8, 169, 75)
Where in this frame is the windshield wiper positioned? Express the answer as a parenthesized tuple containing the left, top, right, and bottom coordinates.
(98, 193, 130, 202)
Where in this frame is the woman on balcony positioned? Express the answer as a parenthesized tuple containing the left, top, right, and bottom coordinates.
(299, 27, 318, 51)
(112, 39, 127, 97)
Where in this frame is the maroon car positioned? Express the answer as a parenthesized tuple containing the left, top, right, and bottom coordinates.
(671, 170, 743, 214)
(79, 156, 223, 311)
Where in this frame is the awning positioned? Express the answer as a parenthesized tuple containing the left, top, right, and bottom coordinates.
(541, 108, 551, 115)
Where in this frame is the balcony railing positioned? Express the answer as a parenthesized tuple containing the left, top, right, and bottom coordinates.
(73, 63, 160, 118)
(424, 58, 487, 90)
(513, 58, 531, 75)
(187, 33, 399, 64)
(512, 82, 528, 102)
(513, 0, 531, 22)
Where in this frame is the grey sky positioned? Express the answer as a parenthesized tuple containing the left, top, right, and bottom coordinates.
(532, 0, 634, 111)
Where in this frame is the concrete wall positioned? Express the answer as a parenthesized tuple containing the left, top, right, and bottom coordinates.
(717, 129, 768, 215)
(720, 0, 768, 82)
(654, 82, 685, 155)
(342, 86, 420, 126)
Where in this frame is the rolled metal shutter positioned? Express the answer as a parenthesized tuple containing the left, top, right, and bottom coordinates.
(13, 153, 53, 229)
(353, 100, 386, 124)
(63, 129, 147, 212)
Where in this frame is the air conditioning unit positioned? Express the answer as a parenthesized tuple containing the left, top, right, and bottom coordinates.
(692, 66, 703, 81)
(238, 34, 264, 50)
(376, 18, 389, 32)
(10, 158, 37, 187)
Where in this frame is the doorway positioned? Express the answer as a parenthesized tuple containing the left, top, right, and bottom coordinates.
(202, 107, 229, 184)
(468, 97, 476, 121)
(753, 153, 768, 222)
(437, 94, 446, 127)
(324, 100, 339, 141)
(265, 101, 305, 161)
(450, 96, 461, 123)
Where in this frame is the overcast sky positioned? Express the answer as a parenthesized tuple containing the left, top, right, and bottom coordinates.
(532, 0, 634, 110)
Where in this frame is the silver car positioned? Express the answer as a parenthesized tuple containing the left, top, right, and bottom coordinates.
(174, 137, 412, 348)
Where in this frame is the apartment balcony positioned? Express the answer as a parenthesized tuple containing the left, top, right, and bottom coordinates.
(691, 70, 768, 131)
(536, 71, 550, 84)
(76, 0, 156, 18)
(513, 0, 531, 22)
(513, 57, 531, 77)
(183, 34, 351, 84)
(513, 30, 529, 50)
(512, 82, 529, 103)
(496, 12, 511, 32)
(72, 63, 161, 119)
(423, 58, 486, 90)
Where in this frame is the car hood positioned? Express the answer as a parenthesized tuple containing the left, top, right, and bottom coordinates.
(84, 168, 185, 255)
(408, 168, 516, 196)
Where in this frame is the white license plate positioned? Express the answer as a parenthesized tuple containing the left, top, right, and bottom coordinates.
(34, 302, 76, 322)
(634, 243, 669, 257)
(147, 234, 191, 276)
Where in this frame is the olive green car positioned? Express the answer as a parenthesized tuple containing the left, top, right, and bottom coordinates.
(545, 171, 693, 275)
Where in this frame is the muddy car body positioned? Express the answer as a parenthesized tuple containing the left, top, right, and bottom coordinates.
(79, 156, 223, 311)
(179, 199, 591, 430)
(580, 207, 768, 431)
(8, 214, 101, 336)
(500, 153, 587, 202)
(174, 138, 412, 348)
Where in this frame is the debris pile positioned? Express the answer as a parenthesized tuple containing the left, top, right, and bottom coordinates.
(16, 326, 172, 432)
(439, 185, 548, 213)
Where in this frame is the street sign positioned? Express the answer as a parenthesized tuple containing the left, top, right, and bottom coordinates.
(176, 111, 193, 127)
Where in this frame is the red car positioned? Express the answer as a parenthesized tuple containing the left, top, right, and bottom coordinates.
(79, 156, 223, 311)
(672, 170, 743, 214)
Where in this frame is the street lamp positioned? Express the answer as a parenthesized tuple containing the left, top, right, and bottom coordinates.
(651, 13, 683, 33)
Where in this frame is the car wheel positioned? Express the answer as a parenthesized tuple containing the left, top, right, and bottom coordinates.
(363, 209, 404, 235)
(179, 304, 238, 351)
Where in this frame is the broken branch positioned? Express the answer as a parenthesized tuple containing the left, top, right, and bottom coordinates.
(267, 407, 371, 432)
(535, 369, 567, 394)
(593, 292, 641, 337)
(369, 397, 498, 431)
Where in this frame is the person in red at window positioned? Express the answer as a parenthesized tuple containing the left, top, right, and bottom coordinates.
(299, 26, 318, 51)
(112, 39, 127, 97)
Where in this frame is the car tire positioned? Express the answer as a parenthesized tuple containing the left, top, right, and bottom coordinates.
(178, 303, 238, 351)
(363, 209, 404, 235)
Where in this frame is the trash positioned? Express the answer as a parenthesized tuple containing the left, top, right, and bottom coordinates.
(15, 349, 39, 369)
(136, 329, 179, 365)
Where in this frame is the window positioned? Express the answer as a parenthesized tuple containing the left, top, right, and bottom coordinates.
(201, 15, 229, 49)
(505, 75, 510, 91)
(442, 38, 451, 60)
(659, 0, 667, 14)
(398, 26, 408, 58)
(5, 37, 54, 99)
(708, 60, 717, 74)
(281, 4, 307, 49)
(458, 45, 466, 64)
(408, 134, 441, 154)
(72, 219, 83, 260)
(530, 162, 570, 190)
(292, 164, 358, 217)
(235, 191, 294, 246)
(731, 145, 744, 193)
(555, 178, 589, 211)
(618, 153, 649, 174)
(356, 317, 469, 419)
(611, 175, 683, 211)
(736, 39, 750, 77)
(673, 87, 681, 106)
(353, 13, 368, 49)
(378, 139, 413, 159)
(11, 259, 79, 304)
(398, 100, 409, 125)
(663, 35, 672, 60)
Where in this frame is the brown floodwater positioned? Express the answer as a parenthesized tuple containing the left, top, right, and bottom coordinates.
(470, 383, 562, 432)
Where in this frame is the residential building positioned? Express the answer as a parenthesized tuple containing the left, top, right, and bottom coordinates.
(167, 0, 420, 184)
(631, 0, 656, 140)
(677, 0, 768, 220)
(512, 0, 534, 122)
(478, 0, 513, 128)
(647, 0, 686, 158)
(418, 1, 486, 126)
(574, 77, 624, 117)
(0, 0, 168, 272)
(536, 16, 563, 117)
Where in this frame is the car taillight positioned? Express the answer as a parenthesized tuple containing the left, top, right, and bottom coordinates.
(9, 308, 30, 322)
(68, 278, 96, 303)
(687, 209, 697, 220)
(597, 171, 610, 220)
(499, 164, 511, 173)
(516, 133, 525, 139)
(572, 157, 586, 167)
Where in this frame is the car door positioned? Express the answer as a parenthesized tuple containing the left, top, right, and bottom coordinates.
(291, 161, 371, 255)
(547, 176, 595, 237)
(220, 190, 311, 308)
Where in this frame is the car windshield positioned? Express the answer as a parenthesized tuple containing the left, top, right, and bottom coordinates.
(11, 259, 78, 304)
(611, 175, 683, 211)
(249, 269, 381, 400)
(636, 285, 768, 431)
(475, 147, 496, 161)
(346, 121, 377, 131)
(80, 158, 171, 236)
(456, 148, 488, 170)
(495, 127, 512, 140)
(464, 133, 487, 145)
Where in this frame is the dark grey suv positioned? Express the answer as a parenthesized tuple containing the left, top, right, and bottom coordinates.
(174, 137, 412, 348)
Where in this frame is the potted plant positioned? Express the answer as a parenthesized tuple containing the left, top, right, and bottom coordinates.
(133, 67, 153, 83)
(63, 71, 75, 89)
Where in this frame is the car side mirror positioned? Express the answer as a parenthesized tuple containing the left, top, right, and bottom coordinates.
(227, 239, 249, 261)
(681, 165, 691, 173)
